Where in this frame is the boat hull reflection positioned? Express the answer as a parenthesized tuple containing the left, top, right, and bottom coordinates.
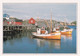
(61, 34, 72, 40)
(33, 37, 61, 49)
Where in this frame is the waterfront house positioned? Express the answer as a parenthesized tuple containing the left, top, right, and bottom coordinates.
(29, 18, 35, 24)
(3, 15, 22, 25)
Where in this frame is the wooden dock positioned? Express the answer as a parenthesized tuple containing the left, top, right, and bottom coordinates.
(3, 25, 37, 36)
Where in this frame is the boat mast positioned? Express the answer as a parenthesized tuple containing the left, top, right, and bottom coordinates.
(50, 9, 52, 32)
(44, 19, 50, 28)
(64, 17, 67, 28)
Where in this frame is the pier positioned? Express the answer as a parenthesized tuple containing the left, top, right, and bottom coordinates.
(3, 25, 37, 36)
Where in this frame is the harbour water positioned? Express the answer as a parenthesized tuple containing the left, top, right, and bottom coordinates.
(3, 26, 76, 53)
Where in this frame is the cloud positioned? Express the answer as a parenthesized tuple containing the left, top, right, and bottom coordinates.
(3, 3, 76, 22)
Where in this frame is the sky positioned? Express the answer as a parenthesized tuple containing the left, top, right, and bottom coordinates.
(3, 3, 76, 22)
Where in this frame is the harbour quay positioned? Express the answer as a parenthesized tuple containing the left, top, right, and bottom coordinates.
(3, 25, 37, 36)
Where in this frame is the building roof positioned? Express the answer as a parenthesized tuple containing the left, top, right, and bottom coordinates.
(29, 17, 35, 24)
(3, 14, 10, 18)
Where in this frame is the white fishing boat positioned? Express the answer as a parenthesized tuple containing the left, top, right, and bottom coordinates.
(32, 9, 61, 40)
(32, 28, 61, 39)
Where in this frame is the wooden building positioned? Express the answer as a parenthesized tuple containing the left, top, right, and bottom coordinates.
(29, 18, 35, 24)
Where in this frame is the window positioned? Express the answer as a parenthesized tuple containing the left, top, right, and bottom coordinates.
(31, 20, 33, 23)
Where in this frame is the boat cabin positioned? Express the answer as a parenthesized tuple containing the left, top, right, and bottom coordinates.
(37, 28, 48, 34)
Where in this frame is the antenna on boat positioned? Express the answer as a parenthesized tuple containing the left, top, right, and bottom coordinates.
(50, 9, 52, 32)
(64, 16, 67, 28)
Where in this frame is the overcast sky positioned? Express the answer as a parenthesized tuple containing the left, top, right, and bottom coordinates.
(3, 3, 76, 22)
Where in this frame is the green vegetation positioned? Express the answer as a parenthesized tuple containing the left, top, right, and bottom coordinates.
(71, 21, 76, 25)
(9, 17, 23, 22)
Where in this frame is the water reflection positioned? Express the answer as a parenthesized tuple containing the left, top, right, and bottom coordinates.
(4, 31, 72, 50)
(61, 35, 72, 40)
(35, 38, 61, 49)
(3, 31, 33, 46)
(3, 28, 76, 53)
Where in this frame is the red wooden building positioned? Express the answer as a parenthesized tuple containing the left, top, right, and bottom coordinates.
(29, 18, 35, 24)
(3, 21, 22, 25)
(7, 22, 22, 25)
(14, 22, 22, 25)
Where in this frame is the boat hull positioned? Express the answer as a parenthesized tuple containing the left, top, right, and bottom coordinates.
(33, 35, 61, 40)
(32, 32, 61, 40)
(61, 31, 72, 35)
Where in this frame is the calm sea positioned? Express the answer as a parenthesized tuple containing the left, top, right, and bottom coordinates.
(3, 26, 76, 53)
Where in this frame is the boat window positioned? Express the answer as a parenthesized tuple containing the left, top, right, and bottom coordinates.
(51, 34, 55, 35)
(41, 29, 44, 30)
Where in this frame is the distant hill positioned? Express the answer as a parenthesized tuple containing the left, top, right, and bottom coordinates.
(71, 21, 76, 25)
(9, 17, 23, 22)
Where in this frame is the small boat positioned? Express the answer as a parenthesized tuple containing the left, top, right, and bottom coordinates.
(61, 17, 73, 35)
(32, 28, 61, 40)
(61, 28, 73, 35)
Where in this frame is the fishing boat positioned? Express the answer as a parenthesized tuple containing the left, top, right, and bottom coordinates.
(61, 28, 73, 35)
(32, 28, 61, 39)
(61, 18, 73, 35)
(32, 9, 61, 40)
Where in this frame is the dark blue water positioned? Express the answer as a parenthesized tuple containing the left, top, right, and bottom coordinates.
(3, 26, 76, 53)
